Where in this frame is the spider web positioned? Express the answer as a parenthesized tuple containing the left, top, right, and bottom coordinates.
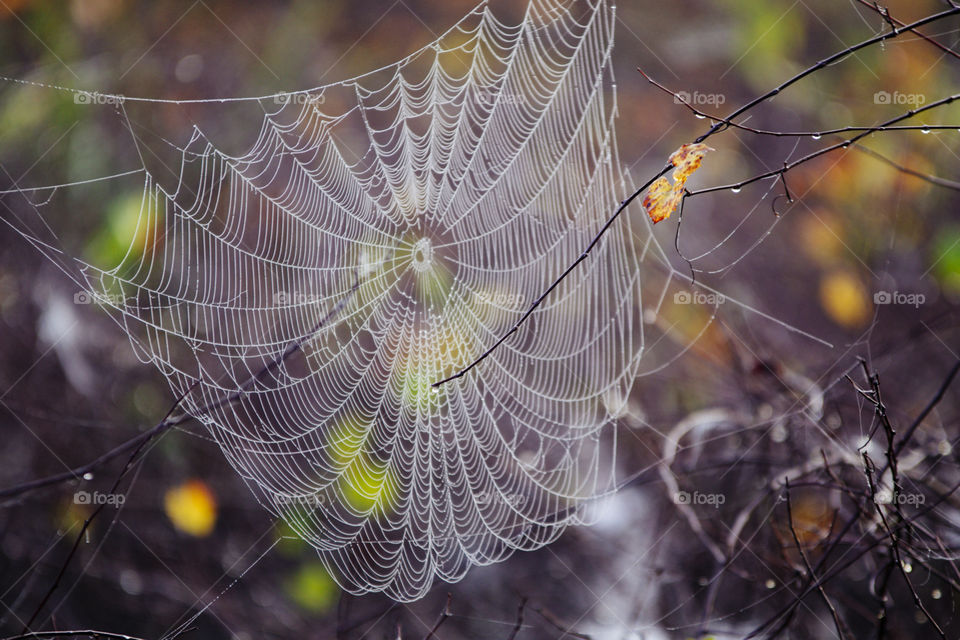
(1, 0, 659, 601)
(0, 0, 852, 610)
(5, 2, 960, 636)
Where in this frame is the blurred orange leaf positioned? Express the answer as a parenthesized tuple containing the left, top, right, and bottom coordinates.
(819, 270, 871, 329)
(0, 0, 33, 19)
(643, 143, 713, 223)
(164, 480, 217, 537)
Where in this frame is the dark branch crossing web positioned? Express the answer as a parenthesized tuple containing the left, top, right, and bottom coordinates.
(4, 0, 958, 626)
(2, 0, 654, 601)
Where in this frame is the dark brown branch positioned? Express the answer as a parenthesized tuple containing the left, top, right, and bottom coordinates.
(863, 453, 946, 638)
(685, 92, 960, 197)
(851, 145, 960, 191)
(641, 71, 960, 193)
(855, 0, 960, 62)
(532, 606, 592, 640)
(506, 597, 527, 640)
(642, 71, 960, 143)
(423, 593, 452, 640)
(785, 480, 850, 640)
(432, 5, 960, 387)
(895, 359, 960, 457)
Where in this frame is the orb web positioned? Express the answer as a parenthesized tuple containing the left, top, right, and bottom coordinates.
(7, 0, 649, 600)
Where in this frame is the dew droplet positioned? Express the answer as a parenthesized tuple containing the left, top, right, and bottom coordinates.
(765, 579, 776, 589)
(83, 472, 94, 481)
(932, 589, 942, 600)
(731, 187, 742, 194)
(695, 113, 706, 120)
(811, 134, 822, 140)
(903, 561, 913, 573)
(921, 127, 931, 134)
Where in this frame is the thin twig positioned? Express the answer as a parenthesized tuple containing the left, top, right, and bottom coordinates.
(432, 5, 960, 387)
(424, 593, 452, 640)
(855, 0, 960, 61)
(532, 606, 592, 640)
(784, 479, 850, 640)
(2, 632, 149, 640)
(685, 93, 960, 197)
(506, 597, 527, 640)
(864, 453, 946, 638)
(894, 359, 960, 457)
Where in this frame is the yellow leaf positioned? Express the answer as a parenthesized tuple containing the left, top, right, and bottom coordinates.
(643, 143, 713, 224)
(164, 480, 217, 537)
(819, 270, 871, 329)
(643, 177, 680, 224)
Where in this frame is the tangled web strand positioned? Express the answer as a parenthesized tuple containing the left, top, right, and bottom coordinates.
(24, 0, 647, 600)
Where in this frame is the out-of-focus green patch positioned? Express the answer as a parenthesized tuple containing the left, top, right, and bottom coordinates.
(932, 228, 960, 296)
(326, 413, 369, 469)
(84, 191, 153, 268)
(55, 496, 90, 536)
(131, 381, 164, 419)
(724, 0, 804, 91)
(0, 86, 51, 146)
(276, 518, 311, 557)
(284, 561, 338, 614)
(416, 262, 453, 310)
(326, 413, 399, 515)
(339, 453, 397, 514)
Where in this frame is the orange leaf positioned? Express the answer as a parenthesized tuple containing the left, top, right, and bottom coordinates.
(642, 143, 713, 224)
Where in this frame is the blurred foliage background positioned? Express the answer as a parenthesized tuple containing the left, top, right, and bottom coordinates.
(1, 1, 960, 638)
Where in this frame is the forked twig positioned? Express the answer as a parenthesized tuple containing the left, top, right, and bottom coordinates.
(432, 5, 960, 387)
